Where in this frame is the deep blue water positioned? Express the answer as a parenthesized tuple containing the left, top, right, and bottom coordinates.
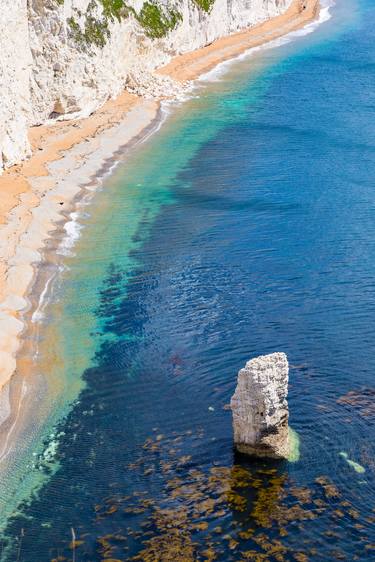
(2, 1, 375, 560)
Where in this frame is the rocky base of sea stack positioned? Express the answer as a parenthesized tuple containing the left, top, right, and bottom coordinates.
(230, 352, 290, 460)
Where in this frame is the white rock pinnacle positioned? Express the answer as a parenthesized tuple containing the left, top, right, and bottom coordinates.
(230, 352, 289, 459)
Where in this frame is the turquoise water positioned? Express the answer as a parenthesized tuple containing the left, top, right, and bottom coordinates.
(2, 0, 375, 559)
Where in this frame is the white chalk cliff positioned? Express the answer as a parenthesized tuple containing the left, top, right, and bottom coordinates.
(231, 352, 290, 459)
(0, 0, 291, 171)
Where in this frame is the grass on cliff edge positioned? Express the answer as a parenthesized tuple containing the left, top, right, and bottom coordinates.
(60, 0, 217, 50)
(137, 2, 182, 39)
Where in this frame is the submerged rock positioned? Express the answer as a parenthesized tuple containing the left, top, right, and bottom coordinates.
(339, 452, 366, 474)
(230, 352, 289, 459)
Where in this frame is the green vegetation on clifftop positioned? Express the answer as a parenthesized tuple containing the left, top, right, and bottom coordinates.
(65, 0, 186, 49)
(67, 0, 135, 49)
(193, 0, 216, 13)
(100, 0, 133, 21)
(136, 2, 182, 39)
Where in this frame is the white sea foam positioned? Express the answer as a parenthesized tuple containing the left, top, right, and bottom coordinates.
(57, 212, 83, 257)
(31, 263, 67, 333)
(31, 274, 54, 324)
(139, 106, 170, 144)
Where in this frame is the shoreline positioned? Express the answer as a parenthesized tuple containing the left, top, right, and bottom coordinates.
(0, 100, 164, 476)
(160, 0, 320, 81)
(0, 103, 166, 477)
(0, 0, 320, 436)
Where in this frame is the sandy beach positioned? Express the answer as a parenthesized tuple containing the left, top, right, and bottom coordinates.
(0, 0, 319, 406)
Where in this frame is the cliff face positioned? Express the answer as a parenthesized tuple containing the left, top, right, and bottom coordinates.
(231, 353, 290, 459)
(0, 1, 32, 169)
(0, 0, 291, 171)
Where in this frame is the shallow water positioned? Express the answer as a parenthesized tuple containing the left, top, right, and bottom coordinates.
(1, 0, 375, 559)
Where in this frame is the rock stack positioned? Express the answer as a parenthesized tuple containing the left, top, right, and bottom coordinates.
(230, 352, 289, 459)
